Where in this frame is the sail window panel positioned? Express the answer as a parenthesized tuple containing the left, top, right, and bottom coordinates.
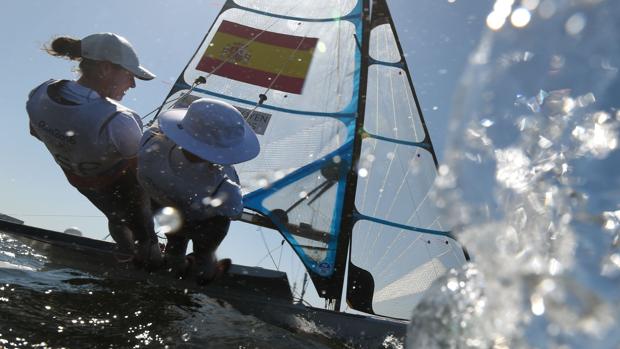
(355, 138, 444, 230)
(183, 8, 357, 113)
(233, 0, 358, 19)
(261, 160, 347, 275)
(351, 221, 464, 319)
(160, 90, 349, 195)
(369, 23, 400, 63)
(364, 65, 425, 142)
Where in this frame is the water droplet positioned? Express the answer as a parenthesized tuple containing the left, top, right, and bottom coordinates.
(576, 92, 595, 107)
(495, 148, 532, 192)
(511, 8, 531, 28)
(63, 227, 82, 236)
(538, 0, 556, 19)
(181, 333, 190, 342)
(257, 177, 269, 188)
(531, 293, 545, 315)
(153, 207, 183, 234)
(522, 0, 539, 10)
(358, 168, 368, 178)
(487, 11, 507, 31)
(481, 119, 494, 127)
(332, 155, 342, 163)
(447, 278, 459, 291)
(565, 13, 586, 36)
(210, 198, 222, 207)
(538, 136, 553, 149)
(65, 130, 75, 137)
(298, 191, 308, 199)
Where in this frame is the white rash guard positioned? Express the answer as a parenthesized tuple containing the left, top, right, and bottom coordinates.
(27, 80, 143, 178)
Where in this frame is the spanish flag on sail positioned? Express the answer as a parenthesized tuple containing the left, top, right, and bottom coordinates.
(196, 20, 318, 94)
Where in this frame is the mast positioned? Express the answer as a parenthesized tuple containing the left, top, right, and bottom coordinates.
(329, 0, 372, 311)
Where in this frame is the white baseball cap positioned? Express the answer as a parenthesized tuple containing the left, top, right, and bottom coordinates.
(159, 98, 260, 165)
(81, 32, 155, 80)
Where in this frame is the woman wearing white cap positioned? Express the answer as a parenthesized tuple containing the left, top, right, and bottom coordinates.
(26, 33, 162, 268)
(137, 98, 260, 283)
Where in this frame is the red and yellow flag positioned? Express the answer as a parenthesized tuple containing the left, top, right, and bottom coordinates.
(196, 20, 318, 94)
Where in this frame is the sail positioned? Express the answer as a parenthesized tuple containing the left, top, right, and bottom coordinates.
(155, 0, 363, 300)
(154, 0, 467, 319)
(345, 0, 467, 319)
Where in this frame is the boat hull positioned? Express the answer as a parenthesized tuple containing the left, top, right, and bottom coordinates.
(0, 219, 406, 348)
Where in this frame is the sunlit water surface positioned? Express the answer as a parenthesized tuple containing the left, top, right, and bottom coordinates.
(408, 0, 620, 348)
(0, 233, 346, 349)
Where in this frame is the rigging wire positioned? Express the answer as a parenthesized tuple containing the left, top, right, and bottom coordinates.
(276, 239, 285, 270)
(143, 77, 206, 128)
(257, 227, 280, 270)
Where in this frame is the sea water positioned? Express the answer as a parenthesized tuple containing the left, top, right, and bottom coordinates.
(0, 232, 342, 349)
(408, 0, 620, 348)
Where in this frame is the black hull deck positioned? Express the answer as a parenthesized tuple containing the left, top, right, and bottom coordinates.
(0, 220, 407, 348)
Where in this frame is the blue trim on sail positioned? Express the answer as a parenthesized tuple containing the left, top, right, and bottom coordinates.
(365, 132, 431, 149)
(181, 84, 357, 120)
(244, 143, 351, 203)
(243, 143, 354, 277)
(353, 212, 456, 238)
(246, 203, 339, 277)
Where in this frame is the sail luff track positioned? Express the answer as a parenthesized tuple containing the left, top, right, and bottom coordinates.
(332, 0, 372, 311)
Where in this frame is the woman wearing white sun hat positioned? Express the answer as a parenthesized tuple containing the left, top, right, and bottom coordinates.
(26, 33, 162, 268)
(137, 98, 260, 283)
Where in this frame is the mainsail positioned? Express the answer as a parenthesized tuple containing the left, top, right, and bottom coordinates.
(153, 0, 467, 320)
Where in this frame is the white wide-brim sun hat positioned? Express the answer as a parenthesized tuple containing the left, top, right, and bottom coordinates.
(159, 98, 260, 165)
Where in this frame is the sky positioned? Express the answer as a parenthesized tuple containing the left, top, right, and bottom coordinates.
(0, 0, 490, 306)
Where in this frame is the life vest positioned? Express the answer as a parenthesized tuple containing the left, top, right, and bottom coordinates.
(137, 127, 243, 221)
(26, 80, 141, 187)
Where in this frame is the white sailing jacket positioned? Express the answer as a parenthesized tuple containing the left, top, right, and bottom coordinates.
(26, 80, 142, 179)
(137, 127, 243, 221)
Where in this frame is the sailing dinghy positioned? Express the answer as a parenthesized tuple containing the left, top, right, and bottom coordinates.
(2, 0, 468, 346)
